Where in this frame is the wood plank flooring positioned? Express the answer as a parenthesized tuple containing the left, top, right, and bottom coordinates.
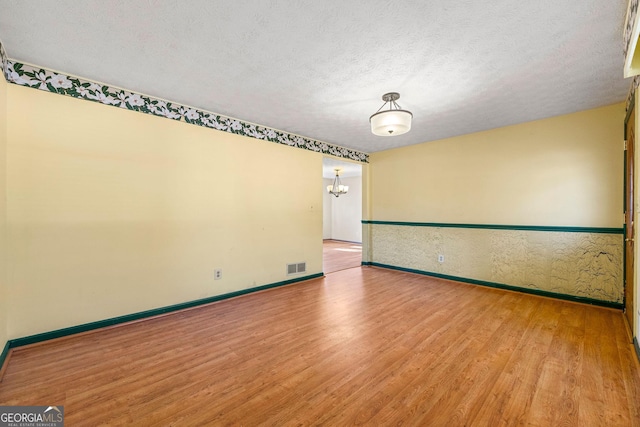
(1, 266, 639, 426)
(323, 239, 362, 273)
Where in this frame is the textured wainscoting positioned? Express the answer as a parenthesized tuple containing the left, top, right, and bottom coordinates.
(369, 223, 623, 304)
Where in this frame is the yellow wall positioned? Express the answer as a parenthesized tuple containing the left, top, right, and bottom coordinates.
(0, 68, 7, 350)
(6, 84, 323, 339)
(370, 103, 624, 227)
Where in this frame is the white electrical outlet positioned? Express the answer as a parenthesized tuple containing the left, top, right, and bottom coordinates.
(438, 254, 445, 263)
(214, 269, 222, 280)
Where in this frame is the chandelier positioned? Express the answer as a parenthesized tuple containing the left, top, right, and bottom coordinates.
(327, 168, 348, 197)
(369, 92, 412, 136)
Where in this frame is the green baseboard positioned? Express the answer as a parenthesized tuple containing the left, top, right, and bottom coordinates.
(361, 220, 623, 234)
(0, 272, 324, 370)
(0, 341, 9, 377)
(362, 261, 623, 310)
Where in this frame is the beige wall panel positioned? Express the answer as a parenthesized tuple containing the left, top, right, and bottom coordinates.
(6, 85, 322, 339)
(370, 103, 624, 227)
(361, 163, 372, 263)
(371, 225, 623, 303)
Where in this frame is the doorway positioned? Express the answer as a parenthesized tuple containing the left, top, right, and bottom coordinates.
(323, 240, 362, 274)
(322, 157, 362, 273)
(625, 101, 635, 338)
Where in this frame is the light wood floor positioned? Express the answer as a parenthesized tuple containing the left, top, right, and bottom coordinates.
(323, 239, 362, 273)
(1, 267, 639, 426)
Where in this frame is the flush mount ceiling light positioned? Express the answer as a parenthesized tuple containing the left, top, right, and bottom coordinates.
(369, 92, 413, 136)
(327, 168, 348, 197)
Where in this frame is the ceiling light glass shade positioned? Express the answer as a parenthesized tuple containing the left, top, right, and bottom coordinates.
(369, 92, 412, 136)
(327, 169, 348, 197)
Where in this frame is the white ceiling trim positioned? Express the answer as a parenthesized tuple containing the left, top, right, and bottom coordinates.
(0, 41, 369, 163)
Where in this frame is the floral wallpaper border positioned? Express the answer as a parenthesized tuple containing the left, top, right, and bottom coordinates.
(0, 46, 368, 163)
(625, 0, 640, 112)
(0, 41, 7, 82)
(625, 0, 638, 61)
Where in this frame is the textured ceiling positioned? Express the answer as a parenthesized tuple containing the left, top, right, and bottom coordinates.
(323, 158, 362, 179)
(0, 0, 631, 154)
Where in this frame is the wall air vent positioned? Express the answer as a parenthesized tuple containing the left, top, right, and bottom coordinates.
(287, 262, 306, 275)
